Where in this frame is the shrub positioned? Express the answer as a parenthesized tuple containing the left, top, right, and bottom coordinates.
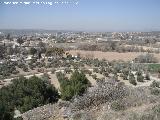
(150, 80, 160, 88)
(29, 64, 34, 70)
(136, 71, 142, 76)
(140, 114, 155, 120)
(129, 73, 137, 85)
(81, 69, 92, 75)
(150, 88, 160, 95)
(111, 100, 125, 111)
(103, 72, 109, 77)
(59, 70, 90, 101)
(12, 70, 19, 74)
(153, 104, 160, 114)
(137, 74, 144, 82)
(22, 66, 28, 72)
(0, 101, 14, 120)
(145, 73, 150, 80)
(92, 74, 97, 80)
(93, 68, 99, 73)
(0, 76, 59, 119)
(122, 69, 129, 76)
(64, 68, 72, 74)
(123, 74, 128, 80)
(120, 73, 123, 77)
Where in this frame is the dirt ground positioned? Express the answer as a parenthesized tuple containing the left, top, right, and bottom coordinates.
(68, 50, 160, 62)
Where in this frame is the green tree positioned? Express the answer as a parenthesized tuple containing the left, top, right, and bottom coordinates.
(0, 76, 59, 120)
(0, 100, 14, 120)
(59, 70, 90, 101)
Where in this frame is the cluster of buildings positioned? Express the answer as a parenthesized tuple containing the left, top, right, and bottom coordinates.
(0, 30, 160, 52)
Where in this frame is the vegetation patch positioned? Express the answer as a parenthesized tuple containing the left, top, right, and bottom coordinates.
(0, 76, 59, 120)
(56, 70, 90, 101)
(148, 64, 160, 73)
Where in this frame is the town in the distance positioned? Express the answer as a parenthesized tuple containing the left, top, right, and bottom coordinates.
(1, 29, 160, 120)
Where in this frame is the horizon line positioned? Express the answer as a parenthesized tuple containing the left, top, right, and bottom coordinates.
(0, 28, 159, 33)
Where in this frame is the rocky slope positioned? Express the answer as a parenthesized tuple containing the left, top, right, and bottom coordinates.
(21, 79, 160, 120)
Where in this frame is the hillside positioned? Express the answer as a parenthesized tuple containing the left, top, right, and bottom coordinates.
(21, 79, 160, 120)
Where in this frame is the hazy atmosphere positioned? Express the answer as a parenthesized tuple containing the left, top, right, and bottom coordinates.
(0, 0, 160, 31)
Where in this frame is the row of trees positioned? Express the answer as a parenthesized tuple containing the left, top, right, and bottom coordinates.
(121, 71, 150, 86)
(77, 42, 159, 53)
(135, 54, 158, 63)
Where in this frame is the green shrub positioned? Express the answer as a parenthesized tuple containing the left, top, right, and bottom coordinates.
(0, 76, 59, 119)
(59, 70, 90, 101)
(129, 73, 137, 85)
(137, 74, 144, 82)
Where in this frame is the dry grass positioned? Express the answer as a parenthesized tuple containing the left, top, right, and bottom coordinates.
(68, 50, 160, 62)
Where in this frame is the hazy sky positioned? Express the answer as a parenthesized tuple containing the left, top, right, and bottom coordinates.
(0, 0, 160, 32)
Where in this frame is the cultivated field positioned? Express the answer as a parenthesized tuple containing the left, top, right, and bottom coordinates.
(68, 50, 160, 62)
